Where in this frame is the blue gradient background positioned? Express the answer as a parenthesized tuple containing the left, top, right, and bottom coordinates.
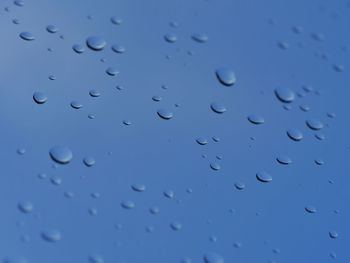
(0, 0, 349, 262)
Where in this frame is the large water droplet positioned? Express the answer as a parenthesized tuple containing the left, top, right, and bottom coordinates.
(256, 171, 272, 183)
(19, 32, 35, 41)
(86, 36, 106, 51)
(287, 129, 303, 141)
(210, 103, 227, 114)
(49, 146, 73, 164)
(247, 114, 265, 125)
(215, 68, 236, 86)
(33, 92, 48, 104)
(157, 109, 173, 120)
(306, 119, 324, 130)
(274, 87, 295, 103)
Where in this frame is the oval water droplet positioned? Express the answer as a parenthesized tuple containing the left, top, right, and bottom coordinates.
(157, 109, 173, 120)
(111, 44, 126, 54)
(329, 231, 338, 239)
(306, 119, 324, 130)
(18, 201, 33, 214)
(287, 129, 303, 141)
(215, 68, 236, 86)
(70, 101, 83, 109)
(247, 114, 265, 125)
(86, 36, 106, 51)
(274, 87, 295, 103)
(33, 92, 48, 104)
(49, 146, 73, 164)
(256, 171, 272, 183)
(196, 137, 208, 145)
(276, 156, 292, 165)
(72, 44, 85, 54)
(106, 67, 119, 76)
(164, 33, 177, 43)
(19, 32, 35, 41)
(121, 200, 135, 209)
(83, 157, 95, 167)
(131, 184, 146, 192)
(210, 103, 227, 114)
(191, 33, 208, 43)
(41, 230, 62, 242)
(46, 25, 58, 33)
(305, 205, 317, 213)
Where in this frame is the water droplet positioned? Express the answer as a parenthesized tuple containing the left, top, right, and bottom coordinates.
(46, 25, 58, 33)
(41, 230, 62, 242)
(72, 44, 85, 54)
(256, 171, 272, 183)
(287, 129, 303, 141)
(210, 163, 221, 171)
(89, 90, 100, 97)
(70, 101, 83, 109)
(191, 33, 208, 43)
(234, 182, 245, 190)
(196, 137, 208, 145)
(305, 205, 317, 213)
(315, 158, 324, 165)
(49, 146, 73, 164)
(106, 67, 119, 76)
(111, 44, 126, 54)
(131, 184, 146, 192)
(83, 157, 95, 167)
(170, 222, 182, 231)
(86, 36, 106, 51)
(306, 119, 324, 130)
(277, 41, 289, 50)
(89, 255, 104, 263)
(149, 206, 160, 214)
(33, 92, 48, 104)
(164, 33, 177, 43)
(110, 16, 122, 25)
(203, 252, 224, 263)
(274, 87, 295, 103)
(329, 231, 338, 239)
(17, 148, 26, 155)
(163, 190, 174, 199)
(152, 95, 162, 102)
(157, 109, 173, 120)
(50, 176, 62, 186)
(121, 200, 135, 209)
(247, 114, 265, 125)
(19, 32, 35, 41)
(276, 156, 292, 165)
(14, 0, 24, 7)
(18, 201, 33, 214)
(215, 68, 236, 86)
(210, 103, 227, 114)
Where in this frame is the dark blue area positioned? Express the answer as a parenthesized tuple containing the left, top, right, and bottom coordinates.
(0, 0, 349, 262)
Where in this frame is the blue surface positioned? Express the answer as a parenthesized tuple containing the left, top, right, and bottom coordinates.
(0, 0, 349, 262)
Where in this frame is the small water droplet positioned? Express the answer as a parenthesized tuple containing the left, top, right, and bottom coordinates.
(170, 222, 182, 231)
(83, 157, 95, 167)
(191, 33, 208, 43)
(18, 201, 33, 214)
(196, 137, 208, 145)
(89, 90, 100, 97)
(41, 230, 62, 242)
(106, 67, 119, 76)
(234, 182, 245, 190)
(329, 231, 338, 239)
(131, 184, 146, 192)
(210, 163, 221, 171)
(110, 16, 122, 25)
(111, 44, 126, 53)
(72, 44, 85, 54)
(305, 205, 317, 213)
(164, 33, 177, 43)
(121, 200, 135, 209)
(203, 252, 224, 263)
